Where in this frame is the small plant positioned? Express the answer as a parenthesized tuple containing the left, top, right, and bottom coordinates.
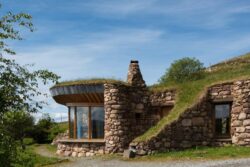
(159, 57, 204, 83)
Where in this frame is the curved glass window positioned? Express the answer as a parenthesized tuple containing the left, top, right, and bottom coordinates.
(68, 106, 104, 139)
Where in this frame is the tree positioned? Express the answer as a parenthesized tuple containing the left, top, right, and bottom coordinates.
(159, 57, 204, 83)
(3, 111, 35, 149)
(0, 3, 60, 166)
(32, 114, 54, 143)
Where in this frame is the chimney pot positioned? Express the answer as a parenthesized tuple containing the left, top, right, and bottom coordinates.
(130, 60, 138, 64)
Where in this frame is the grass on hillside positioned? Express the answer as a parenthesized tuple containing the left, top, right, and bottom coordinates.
(52, 78, 126, 88)
(132, 146, 250, 161)
(57, 121, 68, 132)
(135, 53, 250, 142)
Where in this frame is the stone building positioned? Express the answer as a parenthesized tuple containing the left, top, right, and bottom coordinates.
(50, 60, 250, 157)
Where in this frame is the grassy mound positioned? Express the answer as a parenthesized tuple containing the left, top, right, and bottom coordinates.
(52, 78, 126, 88)
(135, 52, 250, 142)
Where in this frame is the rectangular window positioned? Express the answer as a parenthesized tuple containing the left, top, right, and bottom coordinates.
(91, 107, 104, 139)
(68, 106, 104, 139)
(214, 103, 231, 137)
(76, 107, 89, 139)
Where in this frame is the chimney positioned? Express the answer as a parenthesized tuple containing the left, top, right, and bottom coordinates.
(127, 60, 146, 87)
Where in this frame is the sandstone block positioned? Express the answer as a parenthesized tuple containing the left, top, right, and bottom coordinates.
(123, 149, 136, 158)
(72, 152, 78, 157)
(239, 113, 247, 120)
(232, 120, 242, 127)
(182, 119, 192, 126)
(64, 151, 72, 157)
(232, 136, 238, 143)
(192, 117, 204, 126)
(111, 105, 123, 109)
(56, 150, 63, 155)
(136, 103, 144, 110)
(243, 119, 250, 126)
(78, 152, 86, 157)
(236, 127, 245, 133)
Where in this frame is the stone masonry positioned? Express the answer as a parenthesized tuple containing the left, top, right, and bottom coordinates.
(54, 60, 250, 157)
(130, 80, 250, 155)
(231, 80, 250, 145)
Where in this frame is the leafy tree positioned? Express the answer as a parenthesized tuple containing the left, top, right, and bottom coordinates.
(3, 111, 35, 149)
(0, 3, 60, 166)
(32, 114, 55, 143)
(159, 57, 204, 83)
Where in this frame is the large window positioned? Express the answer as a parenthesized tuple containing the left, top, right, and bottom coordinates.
(214, 103, 231, 137)
(68, 106, 104, 139)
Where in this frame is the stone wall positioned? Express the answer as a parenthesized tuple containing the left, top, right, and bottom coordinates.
(103, 61, 176, 153)
(208, 83, 233, 101)
(56, 142, 105, 157)
(231, 80, 250, 145)
(51, 131, 69, 145)
(130, 82, 239, 155)
(130, 94, 213, 154)
(150, 89, 175, 107)
(104, 83, 133, 153)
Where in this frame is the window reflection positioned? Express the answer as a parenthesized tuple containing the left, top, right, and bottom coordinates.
(215, 104, 231, 136)
(68, 106, 104, 139)
(76, 107, 89, 139)
(91, 107, 104, 139)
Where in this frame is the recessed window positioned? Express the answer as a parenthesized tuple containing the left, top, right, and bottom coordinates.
(214, 104, 231, 137)
(68, 106, 104, 139)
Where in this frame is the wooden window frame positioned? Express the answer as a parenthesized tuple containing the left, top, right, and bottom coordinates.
(213, 102, 232, 139)
(68, 104, 104, 140)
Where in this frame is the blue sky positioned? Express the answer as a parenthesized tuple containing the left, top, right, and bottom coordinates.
(2, 0, 250, 121)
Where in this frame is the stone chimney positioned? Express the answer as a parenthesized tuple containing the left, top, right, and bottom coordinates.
(127, 60, 146, 87)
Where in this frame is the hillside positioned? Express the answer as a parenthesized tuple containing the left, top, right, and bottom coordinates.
(135, 52, 250, 142)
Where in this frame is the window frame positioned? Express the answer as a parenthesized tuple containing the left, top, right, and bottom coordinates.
(68, 103, 104, 140)
(213, 102, 232, 138)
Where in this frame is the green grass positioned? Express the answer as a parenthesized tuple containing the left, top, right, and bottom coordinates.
(57, 121, 68, 133)
(132, 146, 250, 161)
(44, 144, 57, 153)
(135, 53, 250, 142)
(26, 144, 67, 166)
(52, 77, 126, 88)
(31, 153, 63, 167)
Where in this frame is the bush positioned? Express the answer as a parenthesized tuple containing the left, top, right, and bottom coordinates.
(159, 57, 204, 83)
(13, 149, 35, 167)
(32, 114, 54, 143)
(23, 138, 35, 146)
(48, 123, 67, 142)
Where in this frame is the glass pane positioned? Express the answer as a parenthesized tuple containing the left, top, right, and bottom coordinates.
(215, 104, 230, 118)
(76, 107, 89, 139)
(69, 107, 75, 138)
(215, 104, 230, 135)
(91, 107, 104, 139)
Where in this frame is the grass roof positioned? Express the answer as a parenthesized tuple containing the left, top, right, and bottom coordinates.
(135, 52, 250, 142)
(51, 78, 127, 88)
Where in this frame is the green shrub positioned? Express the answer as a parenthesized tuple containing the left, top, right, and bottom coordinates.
(23, 138, 35, 146)
(13, 149, 35, 167)
(159, 57, 204, 83)
(32, 114, 55, 143)
(48, 122, 67, 141)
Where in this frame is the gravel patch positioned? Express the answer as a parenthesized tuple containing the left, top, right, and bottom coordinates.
(51, 157, 250, 167)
